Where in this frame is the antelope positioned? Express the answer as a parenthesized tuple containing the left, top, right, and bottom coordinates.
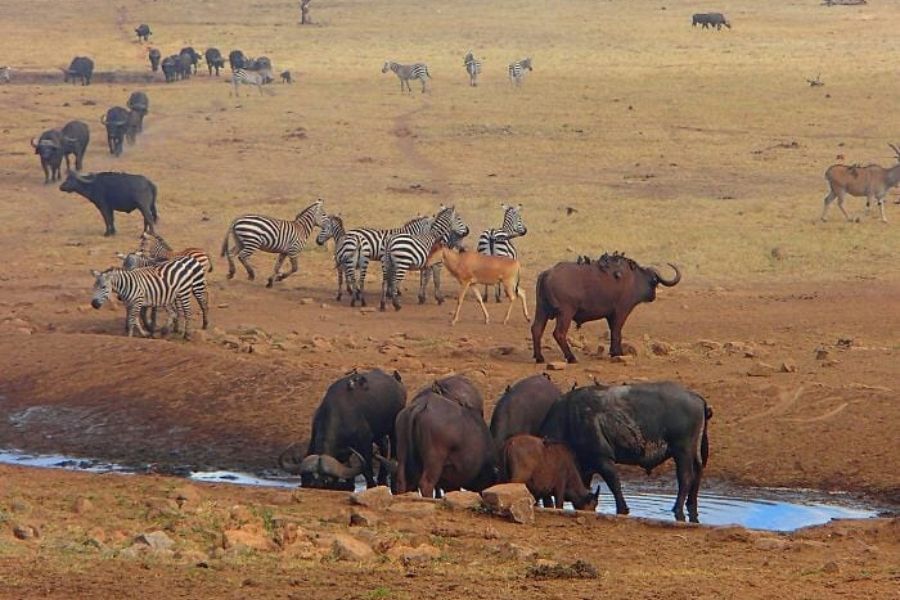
(820, 144, 900, 223)
(426, 244, 529, 325)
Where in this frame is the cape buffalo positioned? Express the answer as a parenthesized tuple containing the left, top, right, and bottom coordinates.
(175, 53, 192, 80)
(61, 120, 90, 173)
(64, 56, 93, 86)
(148, 48, 161, 72)
(540, 381, 712, 522)
(394, 388, 496, 497)
(100, 107, 131, 156)
(179, 47, 201, 74)
(58, 171, 158, 236)
(228, 49, 246, 71)
(31, 129, 64, 183)
(127, 91, 149, 133)
(429, 374, 484, 417)
(161, 55, 177, 83)
(489, 373, 561, 447)
(278, 369, 406, 489)
(532, 251, 681, 363)
(500, 434, 599, 510)
(135, 24, 152, 41)
(204, 48, 225, 76)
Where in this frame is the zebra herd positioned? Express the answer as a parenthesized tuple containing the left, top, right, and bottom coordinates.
(383, 53, 533, 92)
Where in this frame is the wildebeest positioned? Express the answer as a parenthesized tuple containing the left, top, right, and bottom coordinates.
(61, 120, 90, 173)
(148, 48, 161, 72)
(540, 382, 712, 522)
(820, 144, 900, 223)
(531, 251, 681, 363)
(692, 12, 730, 29)
(64, 56, 93, 86)
(278, 369, 406, 489)
(489, 374, 561, 447)
(500, 435, 599, 510)
(58, 171, 158, 236)
(100, 107, 132, 156)
(161, 55, 177, 82)
(134, 24, 152, 42)
(179, 47, 202, 74)
(126, 91, 149, 133)
(175, 53, 193, 80)
(204, 48, 225, 76)
(31, 129, 64, 183)
(228, 49, 246, 71)
(394, 386, 496, 497)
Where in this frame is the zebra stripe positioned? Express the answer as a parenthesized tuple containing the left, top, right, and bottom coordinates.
(380, 206, 469, 311)
(464, 51, 481, 87)
(477, 204, 527, 301)
(230, 68, 270, 97)
(508, 57, 533, 86)
(382, 61, 431, 93)
(316, 214, 355, 302)
(222, 199, 325, 288)
(90, 255, 207, 338)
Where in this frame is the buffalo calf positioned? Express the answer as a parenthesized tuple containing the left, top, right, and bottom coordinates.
(502, 435, 598, 510)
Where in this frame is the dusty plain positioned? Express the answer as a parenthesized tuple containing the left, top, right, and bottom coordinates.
(0, 0, 898, 597)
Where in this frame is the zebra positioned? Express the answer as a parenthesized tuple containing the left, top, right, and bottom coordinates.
(138, 231, 213, 272)
(382, 61, 431, 94)
(380, 206, 469, 311)
(230, 68, 271, 97)
(508, 57, 533, 87)
(90, 255, 207, 339)
(463, 51, 481, 87)
(221, 199, 325, 288)
(315, 214, 354, 302)
(477, 203, 527, 302)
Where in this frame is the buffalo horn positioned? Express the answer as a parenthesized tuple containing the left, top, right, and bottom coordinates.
(100, 114, 107, 125)
(316, 452, 364, 480)
(74, 172, 94, 183)
(30, 138, 37, 148)
(372, 451, 398, 476)
(63, 136, 77, 143)
(654, 263, 681, 287)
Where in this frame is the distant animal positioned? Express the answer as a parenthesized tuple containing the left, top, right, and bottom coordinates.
(31, 129, 64, 183)
(161, 55, 177, 82)
(59, 171, 158, 236)
(508, 57, 532, 86)
(100, 107, 132, 156)
(230, 68, 268, 96)
(427, 245, 528, 325)
(382, 61, 431, 94)
(820, 144, 900, 223)
(179, 47, 202, 74)
(175, 53, 193, 80)
(489, 374, 561, 447)
(693, 12, 730, 29)
(228, 49, 246, 71)
(477, 203, 527, 302)
(393, 385, 497, 497)
(501, 435, 599, 510)
(90, 256, 206, 339)
(541, 382, 712, 522)
(532, 252, 681, 363)
(280, 70, 293, 84)
(221, 199, 326, 287)
(204, 48, 225, 76)
(64, 56, 93, 86)
(134, 24, 152, 42)
(0, 65, 11, 83)
(464, 51, 481, 87)
(126, 91, 149, 134)
(380, 206, 469, 311)
(278, 369, 407, 489)
(148, 48, 161, 72)
(60, 120, 90, 173)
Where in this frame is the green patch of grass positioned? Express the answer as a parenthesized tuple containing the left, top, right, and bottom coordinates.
(367, 587, 394, 599)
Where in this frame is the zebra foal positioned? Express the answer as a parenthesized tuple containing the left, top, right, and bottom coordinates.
(464, 51, 481, 87)
(477, 203, 527, 302)
(222, 199, 325, 288)
(382, 61, 431, 94)
(508, 57, 533, 86)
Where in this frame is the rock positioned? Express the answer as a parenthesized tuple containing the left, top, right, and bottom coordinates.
(349, 508, 379, 527)
(442, 490, 483, 511)
(724, 341, 752, 355)
(12, 524, 37, 540)
(483, 525, 500, 540)
(815, 347, 830, 361)
(481, 483, 535, 525)
(822, 359, 840, 368)
(696, 340, 721, 351)
(387, 501, 438, 517)
(822, 561, 840, 574)
(545, 361, 567, 371)
(835, 338, 854, 349)
(649, 341, 673, 356)
(134, 531, 175, 551)
(620, 341, 639, 356)
(331, 534, 375, 561)
(270, 518, 302, 547)
(72, 496, 93, 514)
(229, 504, 254, 524)
(360, 307, 376, 314)
(610, 355, 632, 365)
(300, 297, 314, 305)
(350, 486, 393, 510)
(387, 543, 441, 565)
(779, 360, 797, 373)
(223, 527, 276, 552)
(747, 362, 775, 377)
(753, 537, 789, 551)
(496, 542, 537, 561)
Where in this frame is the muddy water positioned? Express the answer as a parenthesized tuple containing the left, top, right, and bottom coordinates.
(0, 449, 882, 532)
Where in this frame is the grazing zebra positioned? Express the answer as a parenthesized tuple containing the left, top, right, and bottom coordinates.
(315, 214, 354, 301)
(221, 199, 325, 288)
(230, 68, 271, 97)
(90, 255, 207, 339)
(477, 203, 527, 302)
(382, 61, 431, 94)
(508, 57, 533, 86)
(463, 51, 481, 87)
(380, 206, 469, 311)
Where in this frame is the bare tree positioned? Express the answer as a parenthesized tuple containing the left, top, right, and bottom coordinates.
(300, 0, 312, 24)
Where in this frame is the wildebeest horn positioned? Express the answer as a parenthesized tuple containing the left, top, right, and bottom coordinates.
(316, 452, 364, 480)
(653, 263, 681, 287)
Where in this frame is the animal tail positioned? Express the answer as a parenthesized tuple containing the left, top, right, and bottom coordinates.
(534, 270, 556, 318)
(700, 396, 712, 468)
(220, 224, 233, 258)
(398, 401, 426, 492)
(149, 182, 159, 222)
(497, 441, 511, 482)
(425, 66, 432, 79)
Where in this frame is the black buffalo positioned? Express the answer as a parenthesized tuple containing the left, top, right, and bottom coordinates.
(693, 12, 731, 30)
(64, 56, 93, 86)
(61, 120, 90, 173)
(430, 374, 484, 417)
(179, 47, 201, 74)
(161, 55, 177, 83)
(204, 48, 225, 76)
(228, 49, 246, 71)
(58, 171, 158, 236)
(126, 91, 149, 133)
(148, 48, 161, 72)
(31, 129, 64, 183)
(175, 53, 193, 80)
(100, 107, 132, 155)
(540, 381, 712, 522)
(278, 369, 406, 489)
(135, 24, 152, 42)
(489, 373, 561, 446)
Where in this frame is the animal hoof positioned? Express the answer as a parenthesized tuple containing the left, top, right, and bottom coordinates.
(227, 273, 235, 280)
(417, 296, 426, 305)
(566, 357, 578, 364)
(436, 297, 445, 305)
(266, 280, 274, 288)
(535, 357, 545, 364)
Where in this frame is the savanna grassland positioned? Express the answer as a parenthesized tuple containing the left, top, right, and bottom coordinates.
(0, 0, 898, 598)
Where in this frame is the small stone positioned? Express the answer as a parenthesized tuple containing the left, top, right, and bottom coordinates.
(134, 531, 175, 551)
(223, 527, 276, 552)
(545, 361, 567, 371)
(387, 543, 441, 565)
(12, 524, 36, 540)
(779, 360, 797, 373)
(822, 561, 840, 574)
(442, 490, 483, 511)
(649, 341, 673, 356)
(483, 525, 500, 539)
(350, 486, 393, 510)
(170, 485, 202, 509)
(815, 347, 830, 361)
(496, 542, 537, 561)
(300, 297, 314, 305)
(696, 340, 722, 351)
(331, 534, 375, 561)
(360, 307, 376, 314)
(349, 508, 379, 527)
(747, 362, 775, 377)
(482, 483, 535, 525)
(217, 303, 229, 309)
(387, 501, 438, 517)
(72, 496, 93, 514)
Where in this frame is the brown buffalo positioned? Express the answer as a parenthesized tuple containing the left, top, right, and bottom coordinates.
(501, 434, 599, 510)
(531, 252, 681, 363)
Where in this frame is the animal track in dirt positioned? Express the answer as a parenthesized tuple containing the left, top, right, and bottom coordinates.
(390, 103, 450, 201)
